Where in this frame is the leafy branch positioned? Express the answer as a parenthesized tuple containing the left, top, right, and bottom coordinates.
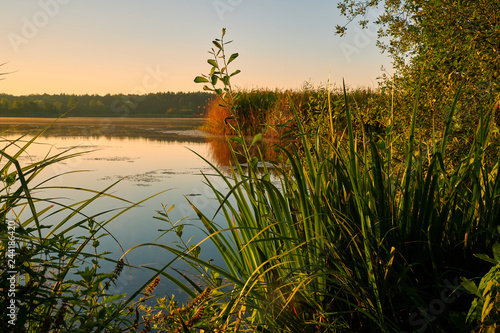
(194, 28, 240, 116)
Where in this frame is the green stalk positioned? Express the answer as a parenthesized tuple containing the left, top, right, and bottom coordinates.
(342, 80, 384, 324)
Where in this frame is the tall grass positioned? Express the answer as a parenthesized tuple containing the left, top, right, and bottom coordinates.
(183, 30, 500, 331)
(171, 78, 500, 331)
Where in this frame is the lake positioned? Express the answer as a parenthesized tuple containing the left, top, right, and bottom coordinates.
(1, 117, 232, 302)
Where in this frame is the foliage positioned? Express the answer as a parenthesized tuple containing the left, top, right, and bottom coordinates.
(462, 241, 500, 332)
(198, 95, 233, 136)
(194, 28, 240, 111)
(0, 92, 211, 118)
(336, 0, 500, 134)
(1, 18, 499, 331)
(130, 203, 246, 333)
(186, 29, 500, 332)
(190, 93, 500, 331)
(139, 284, 213, 333)
(201, 88, 300, 138)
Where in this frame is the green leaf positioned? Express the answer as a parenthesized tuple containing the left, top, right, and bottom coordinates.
(203, 85, 213, 91)
(250, 156, 258, 168)
(207, 59, 218, 68)
(251, 133, 263, 147)
(211, 75, 218, 86)
(194, 76, 209, 83)
(475, 253, 496, 264)
(102, 293, 127, 304)
(227, 53, 239, 64)
(6, 173, 16, 186)
(230, 136, 244, 145)
(213, 41, 222, 50)
(461, 278, 479, 296)
(492, 242, 500, 263)
(230, 69, 241, 77)
(189, 244, 201, 258)
(176, 225, 184, 238)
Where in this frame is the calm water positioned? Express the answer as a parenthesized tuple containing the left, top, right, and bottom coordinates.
(1, 117, 231, 301)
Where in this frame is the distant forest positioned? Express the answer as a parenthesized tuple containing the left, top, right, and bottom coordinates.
(0, 92, 212, 117)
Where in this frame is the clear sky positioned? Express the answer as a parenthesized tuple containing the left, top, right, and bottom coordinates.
(1, 0, 391, 95)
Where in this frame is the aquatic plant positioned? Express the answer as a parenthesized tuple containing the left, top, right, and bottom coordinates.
(180, 29, 500, 332)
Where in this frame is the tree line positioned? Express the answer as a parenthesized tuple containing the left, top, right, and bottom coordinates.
(0, 92, 212, 117)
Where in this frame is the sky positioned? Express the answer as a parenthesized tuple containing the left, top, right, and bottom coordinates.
(1, 0, 391, 96)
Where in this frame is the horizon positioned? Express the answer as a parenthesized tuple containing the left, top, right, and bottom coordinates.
(1, 1, 391, 96)
(0, 83, 383, 97)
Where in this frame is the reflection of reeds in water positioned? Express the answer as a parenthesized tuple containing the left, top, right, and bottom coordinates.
(206, 136, 235, 167)
(207, 135, 283, 168)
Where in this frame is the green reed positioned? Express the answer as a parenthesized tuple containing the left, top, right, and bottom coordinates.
(175, 29, 500, 332)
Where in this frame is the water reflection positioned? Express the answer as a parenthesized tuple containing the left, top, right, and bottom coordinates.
(0, 117, 287, 305)
(206, 135, 284, 167)
(0, 117, 223, 305)
(0, 117, 207, 143)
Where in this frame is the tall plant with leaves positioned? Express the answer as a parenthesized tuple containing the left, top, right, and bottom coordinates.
(194, 28, 240, 118)
(184, 29, 500, 331)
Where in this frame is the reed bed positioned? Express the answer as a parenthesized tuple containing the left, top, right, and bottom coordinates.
(163, 82, 500, 331)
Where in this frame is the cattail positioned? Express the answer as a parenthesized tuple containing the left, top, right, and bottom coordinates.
(53, 298, 69, 329)
(186, 306, 205, 327)
(104, 259, 124, 290)
(181, 287, 211, 314)
(165, 287, 212, 321)
(143, 276, 160, 297)
(112, 259, 124, 279)
(189, 287, 211, 308)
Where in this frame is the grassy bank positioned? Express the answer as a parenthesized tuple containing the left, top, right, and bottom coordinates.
(175, 86, 500, 331)
(178, 30, 500, 332)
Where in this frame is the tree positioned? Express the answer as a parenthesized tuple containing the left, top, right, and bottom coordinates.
(67, 96, 79, 109)
(11, 99, 25, 111)
(0, 98, 9, 110)
(336, 0, 500, 132)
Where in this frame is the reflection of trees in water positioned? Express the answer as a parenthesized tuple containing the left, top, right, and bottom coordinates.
(0, 118, 207, 143)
